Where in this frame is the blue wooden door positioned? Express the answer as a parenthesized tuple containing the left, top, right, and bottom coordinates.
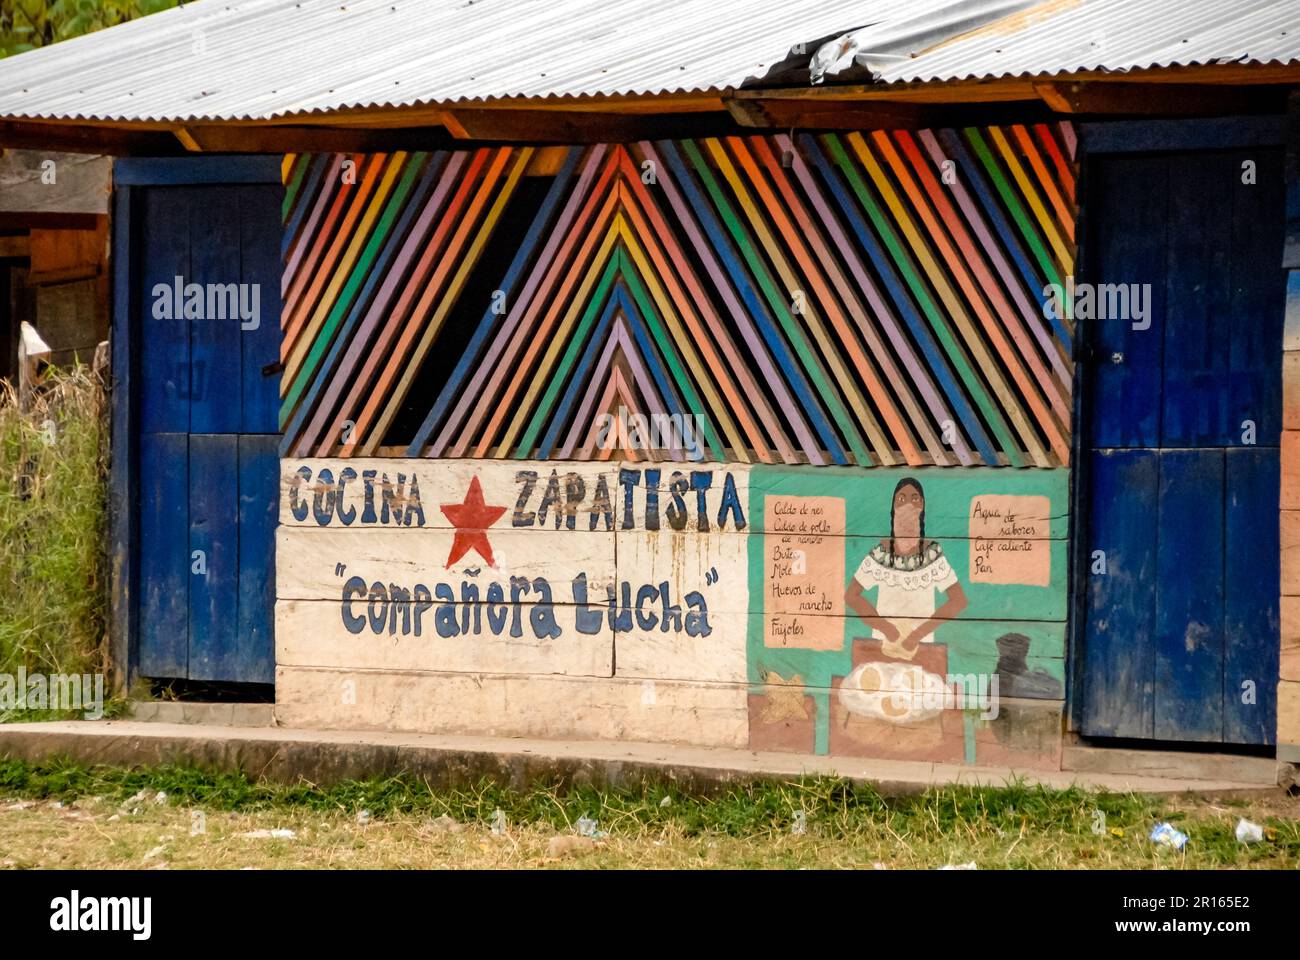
(1080, 149, 1284, 744)
(132, 179, 282, 684)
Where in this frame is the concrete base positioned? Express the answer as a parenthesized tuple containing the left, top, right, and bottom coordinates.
(126, 702, 274, 727)
(1062, 745, 1281, 785)
(0, 721, 1282, 796)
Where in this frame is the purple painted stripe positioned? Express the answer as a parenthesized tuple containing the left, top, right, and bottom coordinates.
(292, 151, 469, 456)
(1059, 121, 1077, 162)
(917, 130, 1072, 393)
(774, 134, 972, 467)
(430, 144, 610, 457)
(639, 141, 822, 465)
(559, 314, 680, 459)
(282, 154, 344, 300)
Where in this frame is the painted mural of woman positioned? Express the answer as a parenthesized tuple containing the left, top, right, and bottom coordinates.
(843, 477, 968, 661)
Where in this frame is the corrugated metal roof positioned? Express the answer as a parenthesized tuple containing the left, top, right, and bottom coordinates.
(0, 0, 922, 123)
(872, 0, 1300, 83)
(0, 0, 1297, 125)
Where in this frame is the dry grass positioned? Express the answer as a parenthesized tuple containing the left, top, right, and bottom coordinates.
(1, 764, 1297, 869)
(0, 367, 109, 710)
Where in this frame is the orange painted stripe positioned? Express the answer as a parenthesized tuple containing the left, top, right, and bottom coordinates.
(621, 149, 791, 461)
(613, 170, 764, 463)
(484, 202, 623, 458)
(460, 155, 624, 457)
(869, 131, 1069, 464)
(281, 155, 358, 322)
(892, 130, 1071, 424)
(987, 126, 1073, 275)
(363, 147, 533, 454)
(282, 153, 389, 361)
(1011, 125, 1074, 243)
(704, 137, 881, 465)
(447, 150, 622, 455)
(1034, 123, 1075, 205)
(318, 149, 492, 455)
(748, 135, 950, 466)
(344, 148, 516, 455)
(284, 152, 409, 384)
(850, 132, 1051, 466)
(614, 211, 753, 462)
(728, 136, 924, 466)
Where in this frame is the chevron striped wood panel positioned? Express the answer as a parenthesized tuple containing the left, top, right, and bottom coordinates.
(278, 125, 1077, 467)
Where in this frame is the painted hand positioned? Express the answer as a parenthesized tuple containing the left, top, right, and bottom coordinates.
(901, 628, 932, 654)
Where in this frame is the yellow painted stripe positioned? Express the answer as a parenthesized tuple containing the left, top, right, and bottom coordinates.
(616, 215, 750, 462)
(989, 126, 1073, 275)
(847, 132, 1051, 467)
(493, 216, 622, 457)
(363, 147, 534, 454)
(284, 152, 409, 386)
(703, 138, 896, 465)
(1011, 125, 1074, 243)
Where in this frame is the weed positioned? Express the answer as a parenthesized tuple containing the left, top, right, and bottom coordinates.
(0, 367, 110, 720)
(0, 756, 1296, 868)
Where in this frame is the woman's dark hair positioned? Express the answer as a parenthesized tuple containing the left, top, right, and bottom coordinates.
(889, 477, 925, 557)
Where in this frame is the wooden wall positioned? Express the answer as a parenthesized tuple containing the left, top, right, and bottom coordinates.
(1282, 104, 1300, 759)
(277, 128, 1076, 467)
(273, 126, 1079, 765)
(276, 459, 1068, 766)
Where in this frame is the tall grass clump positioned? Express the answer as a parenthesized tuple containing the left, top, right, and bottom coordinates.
(0, 367, 108, 693)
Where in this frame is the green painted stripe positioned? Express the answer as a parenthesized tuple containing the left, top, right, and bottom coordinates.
(282, 154, 310, 223)
(680, 140, 872, 466)
(619, 259, 726, 460)
(280, 153, 426, 421)
(823, 134, 1024, 467)
(964, 128, 1064, 294)
(514, 256, 622, 458)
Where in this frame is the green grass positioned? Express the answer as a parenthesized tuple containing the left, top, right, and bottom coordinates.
(1, 755, 1296, 868)
(0, 368, 109, 720)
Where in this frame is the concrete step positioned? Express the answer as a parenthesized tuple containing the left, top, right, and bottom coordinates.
(0, 720, 1282, 796)
(1062, 744, 1280, 785)
(126, 701, 274, 727)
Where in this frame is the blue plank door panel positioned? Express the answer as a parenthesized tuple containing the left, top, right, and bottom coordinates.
(138, 432, 189, 677)
(1224, 447, 1281, 744)
(1080, 449, 1158, 739)
(133, 181, 281, 683)
(1081, 148, 1284, 745)
(1153, 449, 1225, 741)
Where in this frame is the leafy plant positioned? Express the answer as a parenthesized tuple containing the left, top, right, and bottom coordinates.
(1, 0, 179, 58)
(0, 366, 108, 716)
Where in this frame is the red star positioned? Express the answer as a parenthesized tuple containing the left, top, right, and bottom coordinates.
(440, 476, 507, 568)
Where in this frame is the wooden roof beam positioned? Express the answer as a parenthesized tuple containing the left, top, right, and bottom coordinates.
(1033, 81, 1287, 115)
(0, 120, 182, 156)
(725, 96, 940, 130)
(437, 108, 745, 142)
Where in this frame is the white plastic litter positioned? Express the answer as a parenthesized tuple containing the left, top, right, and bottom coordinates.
(1149, 822, 1188, 850)
(1235, 818, 1264, 844)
